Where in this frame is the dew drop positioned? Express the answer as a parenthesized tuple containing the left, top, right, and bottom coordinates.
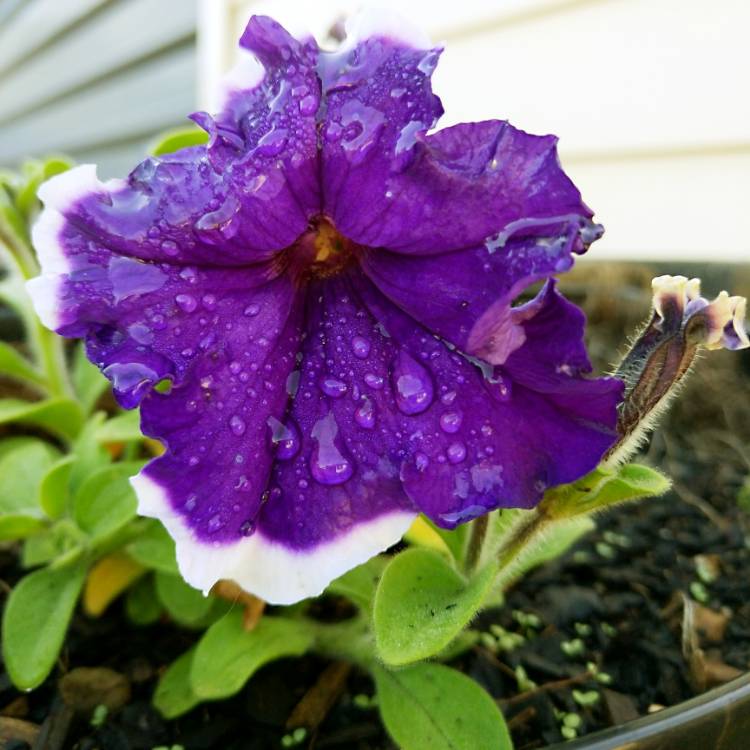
(320, 377, 348, 398)
(447, 442, 467, 464)
(161, 239, 179, 256)
(439, 411, 463, 434)
(207, 514, 224, 533)
(351, 335, 371, 359)
(229, 414, 246, 436)
(355, 398, 375, 429)
(202, 293, 217, 310)
(364, 372, 384, 390)
(415, 452, 430, 471)
(244, 303, 260, 317)
(299, 94, 318, 115)
(310, 412, 353, 485)
(267, 416, 300, 460)
(175, 293, 197, 313)
(441, 390, 457, 405)
(392, 352, 433, 415)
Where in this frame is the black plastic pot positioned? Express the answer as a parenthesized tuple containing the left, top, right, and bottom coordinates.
(548, 673, 750, 749)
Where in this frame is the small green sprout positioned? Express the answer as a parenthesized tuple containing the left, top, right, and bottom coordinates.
(572, 689, 600, 707)
(561, 638, 585, 657)
(595, 541, 616, 559)
(574, 622, 592, 638)
(514, 665, 537, 693)
(90, 704, 108, 728)
(281, 728, 307, 748)
(690, 581, 710, 603)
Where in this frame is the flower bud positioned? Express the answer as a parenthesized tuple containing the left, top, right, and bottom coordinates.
(605, 275, 748, 465)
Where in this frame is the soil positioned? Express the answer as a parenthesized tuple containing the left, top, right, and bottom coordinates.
(1, 262, 749, 750)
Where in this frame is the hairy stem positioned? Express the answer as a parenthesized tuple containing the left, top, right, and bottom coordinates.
(0, 230, 73, 400)
(464, 514, 489, 574)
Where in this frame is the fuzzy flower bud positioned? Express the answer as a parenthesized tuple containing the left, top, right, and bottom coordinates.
(605, 275, 748, 465)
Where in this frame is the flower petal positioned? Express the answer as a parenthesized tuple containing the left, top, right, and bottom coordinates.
(137, 278, 417, 603)
(321, 43, 594, 255)
(352, 272, 621, 527)
(318, 10, 444, 243)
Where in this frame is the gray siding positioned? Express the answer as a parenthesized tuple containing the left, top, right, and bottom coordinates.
(0, 0, 198, 178)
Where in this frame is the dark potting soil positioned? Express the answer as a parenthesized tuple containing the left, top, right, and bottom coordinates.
(1, 263, 749, 749)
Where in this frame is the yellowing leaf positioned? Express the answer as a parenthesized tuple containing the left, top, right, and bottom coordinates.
(403, 516, 451, 556)
(84, 553, 146, 617)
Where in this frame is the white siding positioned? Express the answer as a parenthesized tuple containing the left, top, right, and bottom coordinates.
(201, 0, 750, 262)
(0, 0, 198, 178)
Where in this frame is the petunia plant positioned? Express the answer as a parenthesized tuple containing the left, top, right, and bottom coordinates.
(0, 11, 747, 749)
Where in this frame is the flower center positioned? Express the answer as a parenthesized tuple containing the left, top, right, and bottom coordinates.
(285, 218, 357, 283)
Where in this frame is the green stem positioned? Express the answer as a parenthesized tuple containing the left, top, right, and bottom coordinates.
(308, 616, 376, 670)
(493, 507, 550, 590)
(0, 230, 74, 400)
(464, 514, 489, 574)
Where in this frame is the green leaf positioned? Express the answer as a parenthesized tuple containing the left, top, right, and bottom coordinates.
(154, 647, 201, 718)
(2, 560, 86, 689)
(543, 463, 671, 518)
(155, 571, 214, 627)
(15, 157, 72, 219)
(96, 410, 143, 443)
(125, 576, 163, 625)
(0, 440, 58, 525)
(0, 342, 45, 387)
(69, 413, 111, 492)
(22, 529, 67, 567)
(374, 549, 497, 666)
(73, 462, 141, 542)
(0, 514, 45, 540)
(0, 398, 84, 441)
(72, 344, 109, 415)
(149, 126, 209, 156)
(327, 556, 388, 611)
(191, 611, 314, 700)
(374, 663, 512, 750)
(38, 455, 75, 518)
(126, 520, 178, 574)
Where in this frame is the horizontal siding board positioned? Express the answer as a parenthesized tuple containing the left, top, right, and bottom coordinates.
(569, 152, 750, 261)
(70, 137, 168, 179)
(0, 44, 196, 163)
(0, 0, 197, 125)
(0, 0, 111, 75)
(436, 0, 750, 154)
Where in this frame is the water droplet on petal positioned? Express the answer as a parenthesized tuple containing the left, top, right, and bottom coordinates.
(299, 94, 318, 115)
(355, 398, 375, 429)
(447, 442, 467, 464)
(161, 239, 179, 256)
(244, 303, 260, 317)
(415, 452, 430, 471)
(364, 372, 384, 390)
(202, 293, 217, 310)
(320, 377, 348, 398)
(267, 416, 300, 460)
(351, 336, 371, 359)
(440, 390, 457, 405)
(239, 518, 255, 536)
(229, 414, 246, 435)
(310, 412, 354, 485)
(207, 514, 224, 533)
(392, 352, 433, 415)
(175, 293, 197, 313)
(439, 411, 463, 434)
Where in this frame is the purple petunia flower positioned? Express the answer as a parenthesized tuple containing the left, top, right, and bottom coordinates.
(28, 12, 623, 603)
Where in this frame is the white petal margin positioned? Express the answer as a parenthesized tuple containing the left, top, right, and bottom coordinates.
(216, 47, 265, 113)
(131, 470, 416, 605)
(26, 164, 113, 331)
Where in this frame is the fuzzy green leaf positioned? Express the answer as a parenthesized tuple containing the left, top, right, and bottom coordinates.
(125, 575, 163, 626)
(96, 410, 143, 443)
(191, 611, 314, 700)
(543, 463, 671, 518)
(374, 663, 512, 750)
(374, 548, 497, 666)
(38, 455, 75, 518)
(153, 646, 201, 719)
(0, 398, 83, 441)
(0, 440, 57, 519)
(149, 126, 209, 156)
(2, 560, 86, 689)
(327, 556, 388, 611)
(155, 571, 214, 627)
(0, 342, 45, 387)
(73, 462, 141, 542)
(126, 520, 178, 574)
